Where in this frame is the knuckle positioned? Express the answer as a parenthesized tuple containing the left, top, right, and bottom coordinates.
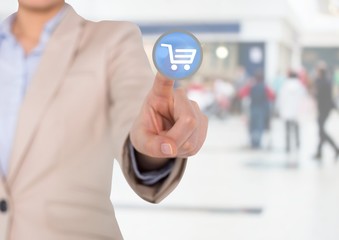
(183, 116, 198, 129)
(183, 142, 195, 153)
(190, 100, 200, 109)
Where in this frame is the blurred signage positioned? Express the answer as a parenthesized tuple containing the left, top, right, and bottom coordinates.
(139, 23, 241, 35)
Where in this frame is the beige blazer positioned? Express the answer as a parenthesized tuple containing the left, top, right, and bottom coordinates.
(0, 5, 186, 240)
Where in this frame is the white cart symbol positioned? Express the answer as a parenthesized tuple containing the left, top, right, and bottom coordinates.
(161, 44, 197, 71)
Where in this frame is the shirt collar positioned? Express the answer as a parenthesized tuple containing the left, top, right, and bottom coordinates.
(0, 14, 15, 40)
(0, 4, 67, 41)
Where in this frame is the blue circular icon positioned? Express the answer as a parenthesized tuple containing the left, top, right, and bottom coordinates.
(153, 30, 203, 80)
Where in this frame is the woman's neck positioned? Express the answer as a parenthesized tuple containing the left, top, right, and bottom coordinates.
(12, 3, 64, 54)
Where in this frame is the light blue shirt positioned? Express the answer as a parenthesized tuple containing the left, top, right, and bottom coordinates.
(0, 8, 172, 184)
(0, 10, 66, 175)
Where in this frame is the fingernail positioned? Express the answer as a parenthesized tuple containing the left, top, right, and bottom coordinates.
(161, 143, 173, 155)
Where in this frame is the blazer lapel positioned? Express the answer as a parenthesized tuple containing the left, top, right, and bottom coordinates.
(8, 5, 85, 183)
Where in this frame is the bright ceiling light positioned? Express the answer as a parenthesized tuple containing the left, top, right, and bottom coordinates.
(216, 46, 229, 59)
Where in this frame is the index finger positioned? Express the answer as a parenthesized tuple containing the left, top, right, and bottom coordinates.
(152, 72, 175, 98)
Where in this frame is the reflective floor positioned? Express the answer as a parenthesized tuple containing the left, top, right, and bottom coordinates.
(111, 106, 339, 240)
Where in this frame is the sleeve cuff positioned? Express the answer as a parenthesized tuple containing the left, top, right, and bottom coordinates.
(129, 143, 174, 185)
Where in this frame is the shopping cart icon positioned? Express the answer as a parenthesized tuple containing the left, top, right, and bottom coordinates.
(160, 44, 197, 71)
(153, 30, 202, 80)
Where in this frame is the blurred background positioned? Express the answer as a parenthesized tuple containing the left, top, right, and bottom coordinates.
(2, 0, 339, 239)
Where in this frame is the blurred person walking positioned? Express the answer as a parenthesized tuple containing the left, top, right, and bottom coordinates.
(276, 70, 307, 153)
(239, 71, 274, 149)
(313, 63, 339, 160)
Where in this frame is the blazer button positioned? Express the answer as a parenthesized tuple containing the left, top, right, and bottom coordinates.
(0, 199, 8, 213)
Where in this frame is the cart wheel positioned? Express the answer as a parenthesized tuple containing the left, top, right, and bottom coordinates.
(184, 65, 190, 70)
(171, 65, 178, 70)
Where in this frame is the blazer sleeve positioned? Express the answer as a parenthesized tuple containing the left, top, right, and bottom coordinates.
(106, 22, 187, 203)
